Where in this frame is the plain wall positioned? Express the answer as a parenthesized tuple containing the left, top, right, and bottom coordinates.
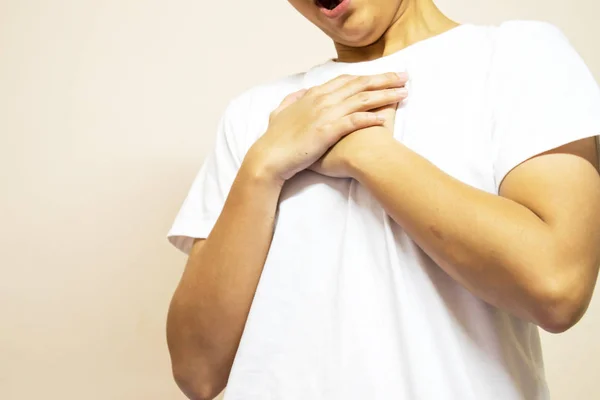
(1, 1, 598, 399)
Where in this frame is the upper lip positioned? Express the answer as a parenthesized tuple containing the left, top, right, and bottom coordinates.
(314, 0, 339, 9)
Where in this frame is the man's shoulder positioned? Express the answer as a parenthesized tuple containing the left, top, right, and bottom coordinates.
(227, 72, 308, 120)
(219, 71, 310, 156)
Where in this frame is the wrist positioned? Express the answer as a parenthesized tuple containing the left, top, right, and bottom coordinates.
(346, 133, 397, 180)
(242, 144, 286, 189)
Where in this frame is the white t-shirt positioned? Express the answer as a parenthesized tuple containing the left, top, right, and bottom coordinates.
(168, 21, 600, 400)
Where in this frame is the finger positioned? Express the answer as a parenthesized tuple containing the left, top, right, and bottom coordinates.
(329, 72, 408, 103)
(273, 89, 308, 114)
(332, 87, 407, 117)
(371, 103, 398, 131)
(369, 103, 398, 113)
(322, 112, 386, 144)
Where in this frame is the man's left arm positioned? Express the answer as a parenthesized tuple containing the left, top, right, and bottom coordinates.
(346, 132, 600, 333)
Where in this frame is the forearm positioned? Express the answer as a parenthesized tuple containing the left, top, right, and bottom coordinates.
(348, 137, 567, 328)
(167, 152, 283, 398)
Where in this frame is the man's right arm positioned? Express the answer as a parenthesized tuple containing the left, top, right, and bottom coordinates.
(166, 152, 283, 400)
(166, 72, 407, 400)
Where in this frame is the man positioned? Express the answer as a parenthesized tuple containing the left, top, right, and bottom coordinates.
(166, 0, 600, 398)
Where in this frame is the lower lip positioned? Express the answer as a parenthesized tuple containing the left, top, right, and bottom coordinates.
(318, 0, 351, 19)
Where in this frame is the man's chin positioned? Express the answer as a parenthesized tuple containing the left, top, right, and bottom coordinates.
(328, 13, 383, 48)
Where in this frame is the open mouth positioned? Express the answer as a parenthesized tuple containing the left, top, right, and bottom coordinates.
(315, 0, 342, 10)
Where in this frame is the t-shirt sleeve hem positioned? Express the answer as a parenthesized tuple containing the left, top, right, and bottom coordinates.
(494, 129, 600, 192)
(166, 215, 219, 255)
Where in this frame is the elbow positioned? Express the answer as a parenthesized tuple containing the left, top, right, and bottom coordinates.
(172, 363, 226, 400)
(531, 276, 589, 334)
(167, 336, 227, 400)
(167, 308, 226, 400)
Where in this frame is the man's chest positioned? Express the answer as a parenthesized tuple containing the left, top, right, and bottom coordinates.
(394, 76, 496, 193)
(248, 59, 498, 195)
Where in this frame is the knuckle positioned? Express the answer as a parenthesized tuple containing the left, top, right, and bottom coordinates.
(356, 92, 370, 104)
(356, 75, 371, 87)
(305, 87, 319, 98)
(386, 88, 399, 98)
(349, 114, 363, 126)
(385, 72, 399, 81)
(313, 94, 330, 109)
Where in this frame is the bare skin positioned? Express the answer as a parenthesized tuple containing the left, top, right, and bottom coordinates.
(167, 0, 600, 399)
(167, 72, 408, 400)
(288, 0, 459, 62)
(314, 126, 600, 332)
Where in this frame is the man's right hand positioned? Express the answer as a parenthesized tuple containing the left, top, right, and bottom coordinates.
(246, 72, 409, 184)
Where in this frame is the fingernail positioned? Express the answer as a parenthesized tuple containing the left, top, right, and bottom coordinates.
(395, 88, 409, 96)
(397, 72, 409, 80)
(376, 114, 386, 122)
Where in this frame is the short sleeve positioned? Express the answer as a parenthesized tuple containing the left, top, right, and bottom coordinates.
(491, 21, 600, 192)
(167, 98, 246, 254)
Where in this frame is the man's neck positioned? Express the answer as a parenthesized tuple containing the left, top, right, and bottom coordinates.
(334, 0, 458, 63)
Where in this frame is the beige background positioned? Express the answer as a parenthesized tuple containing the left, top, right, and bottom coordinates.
(1, 0, 598, 399)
